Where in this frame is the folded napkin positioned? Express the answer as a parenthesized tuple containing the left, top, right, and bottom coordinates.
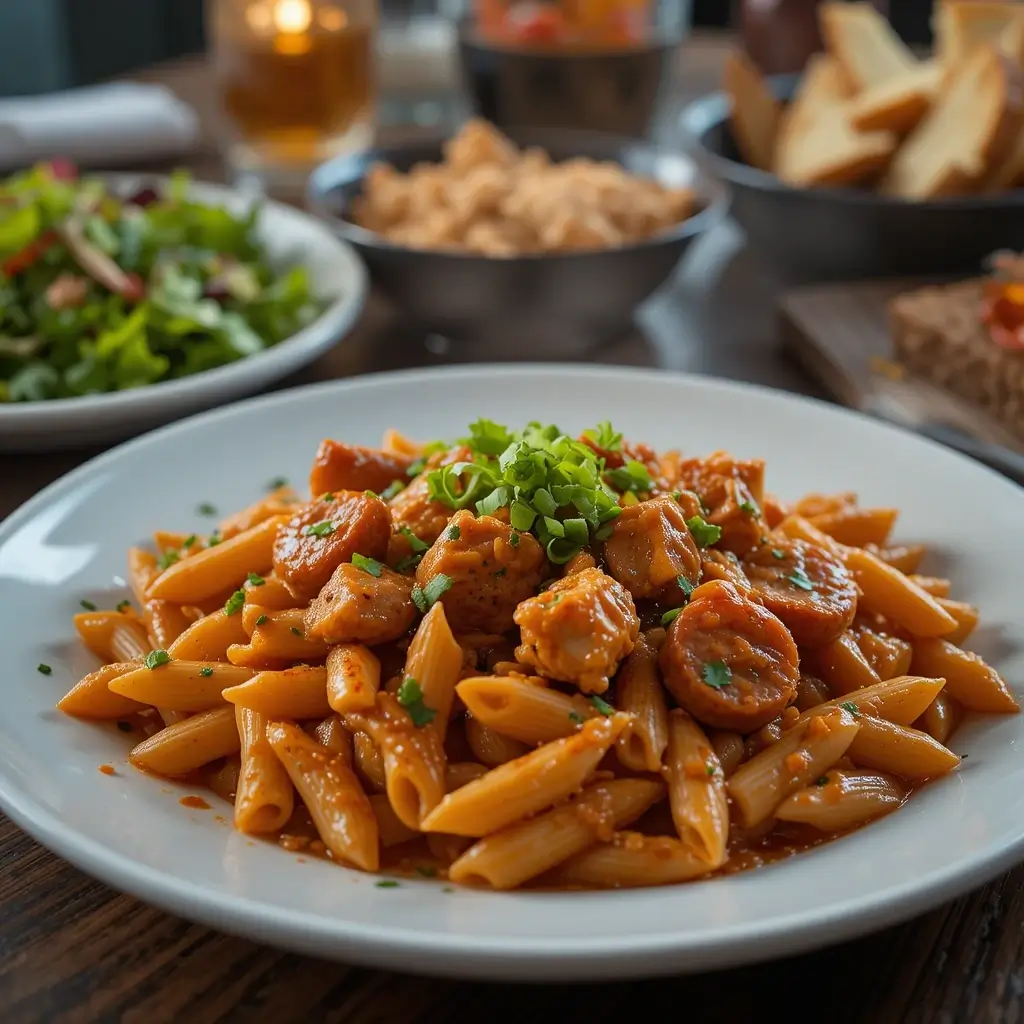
(0, 82, 200, 170)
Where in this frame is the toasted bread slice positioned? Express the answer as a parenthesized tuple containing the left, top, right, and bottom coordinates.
(848, 60, 943, 134)
(820, 3, 918, 92)
(983, 21, 1024, 189)
(935, 2, 1024, 71)
(999, 11, 1024, 65)
(723, 51, 782, 171)
(881, 46, 1024, 198)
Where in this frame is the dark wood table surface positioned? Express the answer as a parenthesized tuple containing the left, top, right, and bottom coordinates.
(2, 38, 1021, 1024)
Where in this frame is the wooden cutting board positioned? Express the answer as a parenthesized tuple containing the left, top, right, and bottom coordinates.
(778, 278, 1024, 454)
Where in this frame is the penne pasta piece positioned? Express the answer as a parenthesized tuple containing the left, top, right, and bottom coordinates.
(727, 707, 861, 827)
(242, 574, 297, 611)
(167, 609, 249, 662)
(218, 487, 301, 540)
(555, 832, 714, 888)
(159, 709, 189, 726)
(798, 674, 947, 726)
(146, 516, 288, 603)
(911, 638, 1019, 713)
(311, 713, 353, 766)
(142, 600, 193, 651)
(267, 721, 379, 871)
(816, 631, 882, 697)
(614, 634, 669, 773)
(345, 692, 448, 830)
(352, 731, 387, 792)
(222, 666, 331, 719)
(915, 691, 964, 745)
(225, 644, 292, 671)
(128, 547, 159, 603)
(369, 793, 420, 847)
(844, 548, 957, 638)
(935, 599, 979, 647)
(427, 834, 473, 866)
(205, 755, 241, 804)
(808, 507, 898, 547)
(775, 769, 907, 831)
(326, 644, 381, 714)
(792, 492, 856, 518)
(665, 710, 728, 866)
(456, 675, 594, 747)
(795, 673, 831, 711)
(381, 427, 422, 456)
(57, 661, 146, 719)
(405, 602, 463, 740)
(773, 515, 846, 558)
(129, 706, 240, 776)
(108, 660, 252, 710)
(855, 629, 913, 682)
(244, 608, 330, 662)
(449, 778, 665, 889)
(420, 714, 631, 838)
(74, 611, 150, 664)
(708, 730, 745, 777)
(846, 716, 961, 780)
(445, 761, 489, 791)
(465, 716, 530, 766)
(234, 707, 294, 834)
(870, 543, 927, 574)
(908, 575, 951, 598)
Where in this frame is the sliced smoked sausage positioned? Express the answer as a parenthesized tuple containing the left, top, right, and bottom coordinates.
(309, 440, 414, 498)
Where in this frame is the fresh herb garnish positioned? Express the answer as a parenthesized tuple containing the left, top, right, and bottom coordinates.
(415, 865, 437, 878)
(246, 572, 265, 587)
(399, 525, 429, 553)
(446, 524, 461, 541)
(771, 548, 786, 560)
(815, 776, 830, 786)
(37, 663, 52, 676)
(590, 695, 614, 716)
(116, 599, 131, 613)
(839, 700, 861, 717)
(702, 661, 732, 689)
(364, 489, 377, 499)
(395, 554, 423, 573)
(254, 614, 269, 627)
(182, 534, 197, 549)
(739, 500, 759, 516)
(786, 567, 815, 592)
(145, 649, 171, 669)
(396, 677, 437, 727)
(199, 667, 214, 677)
(705, 764, 716, 776)
(208, 530, 222, 547)
(197, 502, 218, 517)
(322, 493, 335, 502)
(290, 626, 304, 637)
(79, 599, 96, 611)
(494, 568, 506, 578)
(156, 550, 180, 571)
(676, 575, 694, 600)
(411, 573, 453, 613)
(509, 531, 520, 548)
(661, 607, 683, 626)
(224, 590, 246, 616)
(568, 710, 584, 725)
(267, 476, 288, 491)
(352, 553, 383, 577)
(582, 421, 623, 452)
(380, 480, 404, 500)
(375, 880, 401, 889)
(605, 460, 653, 495)
(304, 521, 336, 538)
(686, 516, 722, 548)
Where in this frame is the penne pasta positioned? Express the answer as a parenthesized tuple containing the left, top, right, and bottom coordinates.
(846, 715, 961, 780)
(816, 631, 882, 697)
(775, 769, 906, 831)
(242, 574, 297, 611)
(142, 600, 193, 651)
(420, 714, 630, 837)
(934, 599, 979, 647)
(555, 833, 714, 888)
(241, 608, 330, 663)
(369, 793, 420, 847)
(234, 706, 295, 834)
(911, 638, 1019, 713)
(870, 543, 927, 574)
(405, 602, 463, 740)
(855, 629, 913, 682)
(74, 611, 150, 664)
(57, 661, 146, 719)
(129, 706, 240, 776)
(108, 660, 253, 710)
(222, 666, 331, 719)
(808, 507, 898, 547)
(128, 547, 159, 603)
(311, 714, 353, 765)
(326, 644, 381, 714)
(167, 609, 249, 662)
(614, 634, 669, 773)
(218, 487, 300, 540)
(665, 710, 728, 866)
(445, 761, 489, 791)
(916, 691, 964, 745)
(908, 575, 951, 598)
(798, 674, 947, 727)
(352, 731, 387, 793)
(449, 778, 665, 889)
(205, 755, 241, 804)
(465, 716, 530, 766)
(267, 721, 379, 871)
(708, 730, 745, 777)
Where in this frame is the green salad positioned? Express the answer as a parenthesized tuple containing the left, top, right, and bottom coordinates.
(0, 161, 325, 402)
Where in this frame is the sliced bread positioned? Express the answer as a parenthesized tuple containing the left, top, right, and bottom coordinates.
(880, 45, 1024, 198)
(819, 2, 918, 92)
(847, 60, 943, 134)
(723, 50, 782, 171)
(934, 1, 1024, 72)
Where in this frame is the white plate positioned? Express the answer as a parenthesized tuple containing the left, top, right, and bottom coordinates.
(1, 365, 1023, 982)
(0, 176, 368, 452)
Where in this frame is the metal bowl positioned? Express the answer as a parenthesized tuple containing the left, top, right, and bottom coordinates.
(680, 74, 1024, 283)
(306, 129, 729, 357)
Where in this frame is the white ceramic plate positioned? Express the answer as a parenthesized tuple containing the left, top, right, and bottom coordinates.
(1, 365, 1023, 982)
(0, 176, 367, 452)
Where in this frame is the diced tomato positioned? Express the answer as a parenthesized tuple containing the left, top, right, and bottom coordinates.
(508, 3, 566, 42)
(47, 159, 78, 182)
(1, 230, 58, 276)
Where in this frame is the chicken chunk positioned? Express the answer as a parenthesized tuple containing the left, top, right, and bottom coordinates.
(659, 579, 799, 732)
(743, 538, 857, 648)
(676, 452, 767, 555)
(415, 509, 546, 633)
(305, 562, 415, 644)
(309, 440, 414, 497)
(273, 491, 391, 603)
(603, 495, 702, 601)
(514, 567, 639, 693)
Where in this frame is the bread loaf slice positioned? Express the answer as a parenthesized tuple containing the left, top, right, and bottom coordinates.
(820, 2, 918, 92)
(934, 1, 1024, 72)
(847, 60, 943, 134)
(723, 50, 782, 171)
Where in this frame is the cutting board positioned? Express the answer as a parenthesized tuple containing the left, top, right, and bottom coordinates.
(778, 278, 1024, 454)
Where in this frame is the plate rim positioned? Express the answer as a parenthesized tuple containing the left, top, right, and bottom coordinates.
(2, 363, 1023, 980)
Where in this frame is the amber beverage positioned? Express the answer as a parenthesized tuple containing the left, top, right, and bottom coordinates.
(210, 0, 378, 185)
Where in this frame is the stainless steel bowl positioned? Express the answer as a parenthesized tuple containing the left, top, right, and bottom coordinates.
(680, 74, 1024, 283)
(306, 129, 729, 357)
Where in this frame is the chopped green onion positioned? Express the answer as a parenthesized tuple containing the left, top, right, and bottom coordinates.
(380, 480, 404, 500)
(605, 460, 653, 494)
(399, 525, 429, 553)
(509, 531, 520, 547)
(676, 575, 694, 600)
(395, 554, 423, 573)
(582, 421, 622, 452)
(772, 548, 786, 560)
(208, 530, 222, 547)
(375, 880, 401, 889)
(396, 676, 437, 727)
(37, 663, 52, 676)
(661, 607, 683, 625)
(247, 572, 265, 587)
(412, 573, 453, 613)
(290, 626, 304, 637)
(739, 500, 759, 516)
(815, 776, 830, 786)
(116, 600, 132, 613)
(79, 599, 97, 611)
(475, 486, 510, 517)
(156, 550, 180, 571)
(840, 700, 861, 717)
(352, 553, 383, 577)
(267, 476, 288, 491)
(224, 590, 245, 615)
(145, 650, 171, 669)
(415, 865, 437, 878)
(590, 695, 614, 715)
(686, 516, 722, 548)
(197, 502, 218, 517)
(182, 534, 197, 549)
(568, 710, 584, 725)
(304, 521, 336, 538)
(255, 614, 269, 626)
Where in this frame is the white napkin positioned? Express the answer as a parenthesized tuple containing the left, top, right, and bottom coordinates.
(0, 82, 200, 170)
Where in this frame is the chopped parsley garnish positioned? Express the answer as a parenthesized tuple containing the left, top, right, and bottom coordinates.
(400, 526, 429, 553)
(676, 575, 694, 600)
(290, 626, 304, 637)
(442, 886, 455, 893)
(352, 553, 383, 577)
(494, 568, 506, 578)
(739, 500, 759, 516)
(197, 502, 218, 517)
(182, 534, 197, 549)
(590, 695, 614, 716)
(380, 480, 404, 500)
(839, 700, 861, 717)
(156, 550, 180, 571)
(145, 649, 171, 669)
(446, 524, 461, 541)
(255, 614, 269, 627)
(304, 521, 336, 538)
(686, 516, 722, 548)
(568, 710, 584, 725)
(79, 599, 96, 611)
(582, 421, 623, 452)
(815, 776, 830, 786)
(786, 567, 815, 592)
(322, 493, 335, 502)
(702, 660, 732, 689)
(208, 530, 222, 547)
(117, 720, 133, 732)
(415, 865, 437, 878)
(224, 590, 246, 616)
(706, 764, 716, 777)
(364, 489, 377, 499)
(509, 531, 520, 547)
(771, 548, 786, 560)
(37, 663, 52, 676)
(375, 880, 401, 889)
(423, 420, 623, 565)
(661, 607, 683, 626)
(199, 667, 214, 677)
(396, 677, 437, 727)
(247, 572, 265, 587)
(267, 476, 288, 491)
(116, 600, 132, 613)
(412, 573, 453, 613)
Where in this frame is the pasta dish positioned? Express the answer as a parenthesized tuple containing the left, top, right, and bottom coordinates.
(57, 420, 1018, 890)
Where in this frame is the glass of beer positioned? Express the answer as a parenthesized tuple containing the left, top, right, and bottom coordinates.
(209, 0, 378, 189)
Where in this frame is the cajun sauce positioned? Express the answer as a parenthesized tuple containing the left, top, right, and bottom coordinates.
(179, 796, 212, 810)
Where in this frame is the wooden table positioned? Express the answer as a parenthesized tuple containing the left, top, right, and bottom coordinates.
(2, 40, 1020, 1024)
